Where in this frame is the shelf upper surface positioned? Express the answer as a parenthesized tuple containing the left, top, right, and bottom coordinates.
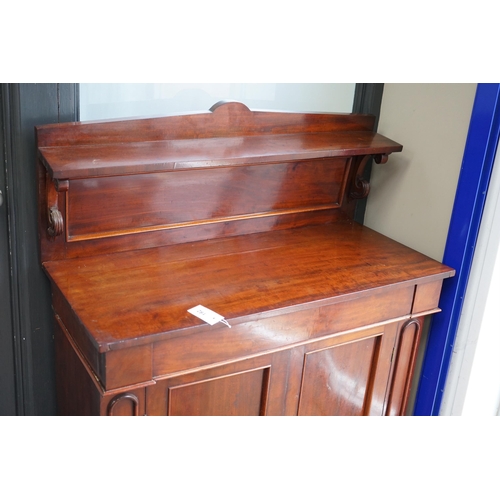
(43, 221, 454, 351)
(36, 102, 401, 179)
(39, 131, 402, 180)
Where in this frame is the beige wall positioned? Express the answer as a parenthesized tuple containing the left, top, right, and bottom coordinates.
(364, 84, 477, 261)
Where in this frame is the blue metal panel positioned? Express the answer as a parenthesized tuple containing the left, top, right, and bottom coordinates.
(414, 83, 500, 415)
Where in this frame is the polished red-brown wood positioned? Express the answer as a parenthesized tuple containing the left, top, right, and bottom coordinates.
(65, 158, 349, 241)
(36, 102, 402, 262)
(38, 132, 401, 180)
(147, 351, 292, 416)
(43, 223, 452, 352)
(36, 102, 454, 415)
(36, 101, 377, 150)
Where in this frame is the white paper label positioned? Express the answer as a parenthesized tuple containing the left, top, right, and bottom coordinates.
(188, 305, 231, 328)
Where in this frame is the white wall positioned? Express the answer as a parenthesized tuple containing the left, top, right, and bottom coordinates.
(441, 143, 500, 416)
(462, 232, 500, 416)
(79, 83, 356, 121)
(364, 84, 477, 261)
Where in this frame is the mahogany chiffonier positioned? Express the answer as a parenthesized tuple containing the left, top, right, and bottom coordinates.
(36, 101, 454, 416)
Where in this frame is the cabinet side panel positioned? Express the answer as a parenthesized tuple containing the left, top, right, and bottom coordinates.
(412, 281, 443, 314)
(52, 287, 102, 382)
(54, 319, 101, 416)
(104, 345, 152, 390)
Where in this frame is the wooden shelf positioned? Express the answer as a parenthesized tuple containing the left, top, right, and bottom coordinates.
(39, 131, 402, 179)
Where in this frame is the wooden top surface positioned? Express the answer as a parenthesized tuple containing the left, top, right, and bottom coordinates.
(43, 221, 454, 352)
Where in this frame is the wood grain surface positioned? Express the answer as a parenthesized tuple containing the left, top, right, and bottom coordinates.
(44, 221, 453, 352)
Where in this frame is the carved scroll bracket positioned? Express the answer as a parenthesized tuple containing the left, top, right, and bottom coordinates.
(349, 153, 391, 200)
(46, 175, 68, 239)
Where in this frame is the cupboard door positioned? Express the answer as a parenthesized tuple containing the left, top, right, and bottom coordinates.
(145, 320, 423, 416)
(146, 351, 290, 416)
(296, 324, 400, 416)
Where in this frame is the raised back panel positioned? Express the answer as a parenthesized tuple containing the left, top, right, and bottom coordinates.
(36, 102, 403, 262)
(66, 158, 349, 242)
(36, 101, 376, 148)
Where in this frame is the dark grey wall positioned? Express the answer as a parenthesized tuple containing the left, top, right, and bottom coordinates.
(0, 84, 78, 415)
(352, 83, 384, 223)
(0, 87, 17, 415)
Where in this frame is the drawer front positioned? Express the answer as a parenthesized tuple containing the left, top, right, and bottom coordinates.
(152, 285, 414, 378)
